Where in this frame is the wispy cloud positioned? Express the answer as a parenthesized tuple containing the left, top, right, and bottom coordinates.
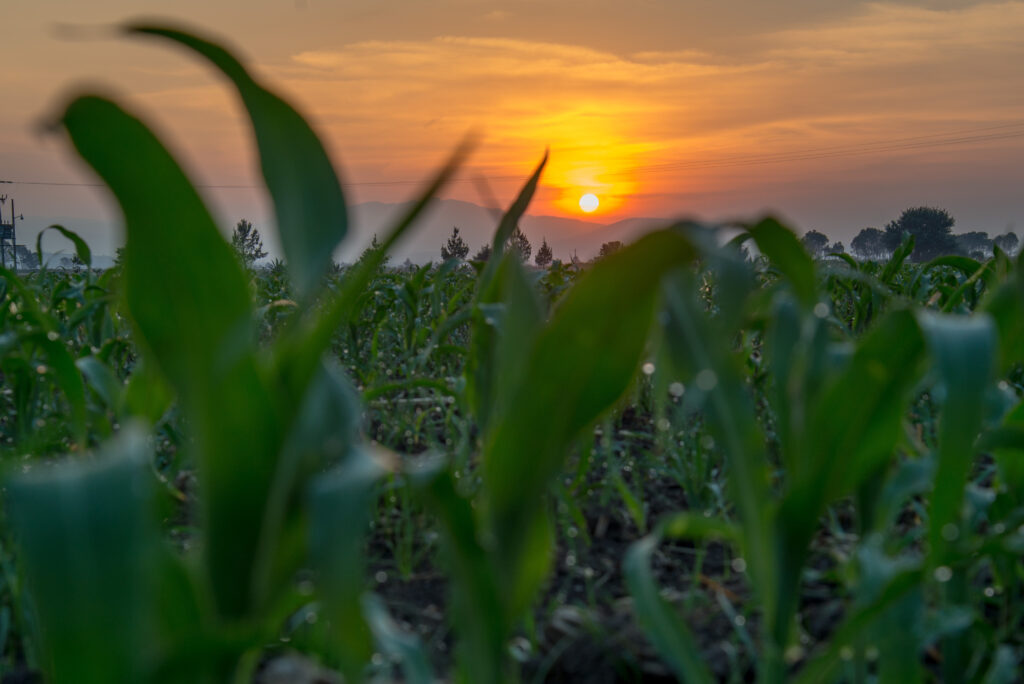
(271, 2, 1024, 216)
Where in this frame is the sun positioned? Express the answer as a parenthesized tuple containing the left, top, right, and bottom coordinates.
(579, 193, 599, 213)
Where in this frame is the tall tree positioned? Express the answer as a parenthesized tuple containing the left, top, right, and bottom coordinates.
(994, 232, 1019, 255)
(883, 207, 957, 262)
(800, 230, 829, 257)
(14, 245, 38, 270)
(955, 231, 992, 259)
(509, 227, 531, 262)
(851, 227, 888, 261)
(472, 243, 492, 262)
(359, 233, 390, 267)
(535, 237, 553, 267)
(598, 241, 623, 259)
(441, 226, 470, 261)
(231, 219, 268, 266)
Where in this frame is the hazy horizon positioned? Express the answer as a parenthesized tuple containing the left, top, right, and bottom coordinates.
(2, 1, 1023, 258)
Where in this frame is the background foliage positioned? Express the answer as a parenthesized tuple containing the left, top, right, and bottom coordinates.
(1, 21, 1023, 684)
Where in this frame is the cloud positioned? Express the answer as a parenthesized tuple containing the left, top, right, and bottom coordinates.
(271, 1, 1024, 216)
(482, 9, 511, 21)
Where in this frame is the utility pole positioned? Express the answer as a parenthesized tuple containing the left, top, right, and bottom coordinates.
(0, 195, 23, 269)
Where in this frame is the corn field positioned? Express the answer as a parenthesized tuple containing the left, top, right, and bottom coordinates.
(1, 22, 1023, 684)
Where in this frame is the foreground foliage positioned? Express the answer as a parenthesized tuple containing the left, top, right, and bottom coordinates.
(1, 21, 1024, 684)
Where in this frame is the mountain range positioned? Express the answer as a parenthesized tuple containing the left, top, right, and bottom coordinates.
(343, 198, 671, 264)
(21, 199, 674, 267)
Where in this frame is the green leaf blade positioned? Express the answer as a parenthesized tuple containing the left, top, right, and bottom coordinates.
(6, 429, 156, 684)
(129, 23, 349, 300)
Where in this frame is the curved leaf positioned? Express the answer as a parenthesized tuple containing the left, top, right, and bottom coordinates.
(60, 94, 283, 618)
(6, 427, 155, 684)
(36, 224, 91, 268)
(747, 217, 816, 307)
(129, 23, 348, 299)
(624, 533, 715, 684)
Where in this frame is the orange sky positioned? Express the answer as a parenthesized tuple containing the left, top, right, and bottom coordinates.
(1, 1, 1023, 256)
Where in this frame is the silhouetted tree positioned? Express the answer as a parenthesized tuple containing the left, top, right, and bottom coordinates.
(883, 207, 957, 262)
(851, 227, 888, 261)
(269, 258, 288, 276)
(598, 241, 623, 259)
(440, 226, 469, 261)
(358, 233, 390, 268)
(994, 232, 1019, 255)
(535, 237, 553, 267)
(800, 230, 829, 257)
(955, 231, 992, 259)
(828, 241, 845, 255)
(14, 245, 38, 270)
(232, 219, 267, 266)
(509, 227, 531, 262)
(472, 244, 492, 262)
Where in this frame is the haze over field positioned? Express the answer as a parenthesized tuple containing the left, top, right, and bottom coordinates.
(1, 1, 1023, 259)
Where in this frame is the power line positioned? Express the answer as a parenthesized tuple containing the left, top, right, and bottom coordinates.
(3, 120, 1023, 190)
(0, 176, 526, 189)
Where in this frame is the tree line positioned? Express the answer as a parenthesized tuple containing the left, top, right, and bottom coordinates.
(229, 207, 1016, 271)
(439, 225, 624, 267)
(803, 206, 1019, 262)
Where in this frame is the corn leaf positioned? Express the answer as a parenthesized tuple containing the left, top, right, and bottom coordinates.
(6, 428, 155, 684)
(129, 23, 347, 300)
(624, 532, 715, 684)
(59, 94, 283, 618)
(747, 217, 817, 307)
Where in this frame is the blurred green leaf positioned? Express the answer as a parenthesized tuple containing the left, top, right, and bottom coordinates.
(59, 95, 253, 409)
(624, 533, 715, 684)
(660, 266, 774, 603)
(309, 446, 387, 680)
(413, 458, 506, 684)
(918, 312, 996, 563)
(805, 309, 926, 504)
(484, 229, 696, 612)
(981, 646, 1020, 684)
(658, 511, 740, 544)
(277, 137, 472, 408)
(6, 427, 155, 684)
(253, 361, 361, 605)
(119, 359, 173, 423)
(483, 152, 546, 279)
(60, 94, 283, 618)
(983, 273, 1024, 372)
(37, 224, 91, 269)
(880, 234, 915, 286)
(27, 330, 89, 446)
(794, 563, 922, 684)
(129, 23, 347, 300)
(469, 253, 544, 431)
(75, 355, 121, 408)
(991, 401, 1024, 502)
(362, 595, 434, 684)
(747, 217, 817, 307)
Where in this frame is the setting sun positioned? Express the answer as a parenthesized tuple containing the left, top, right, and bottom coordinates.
(579, 193, 599, 213)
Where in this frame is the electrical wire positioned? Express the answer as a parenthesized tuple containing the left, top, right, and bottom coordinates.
(3, 120, 1022, 190)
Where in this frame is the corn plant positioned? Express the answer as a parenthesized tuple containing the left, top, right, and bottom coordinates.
(625, 219, 1024, 682)
(4, 22, 456, 683)
(3, 17, 1024, 684)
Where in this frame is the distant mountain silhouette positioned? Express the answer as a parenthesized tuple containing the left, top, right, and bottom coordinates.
(22, 200, 674, 267)
(346, 198, 670, 263)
